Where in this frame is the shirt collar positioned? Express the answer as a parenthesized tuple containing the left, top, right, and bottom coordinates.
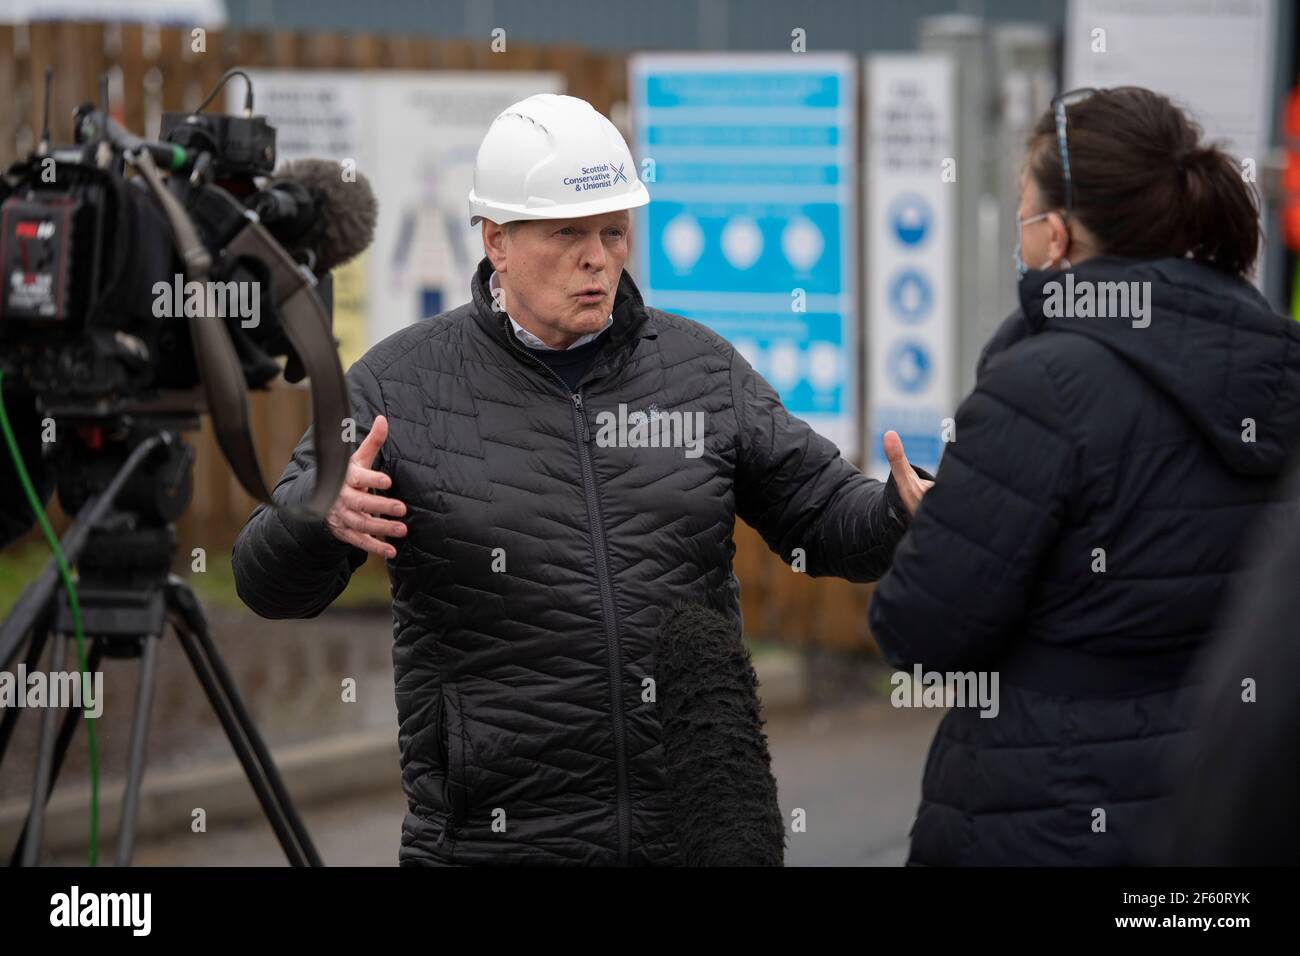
(488, 270, 613, 351)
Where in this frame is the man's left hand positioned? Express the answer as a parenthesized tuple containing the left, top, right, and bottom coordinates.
(883, 430, 935, 517)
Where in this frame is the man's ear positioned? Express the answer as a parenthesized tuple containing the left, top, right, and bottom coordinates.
(482, 220, 508, 270)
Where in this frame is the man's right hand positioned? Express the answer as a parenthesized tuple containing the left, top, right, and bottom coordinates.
(324, 415, 407, 559)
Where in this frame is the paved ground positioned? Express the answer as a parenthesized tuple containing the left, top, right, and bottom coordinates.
(82, 695, 942, 867)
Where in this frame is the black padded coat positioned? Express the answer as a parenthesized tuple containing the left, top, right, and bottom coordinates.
(870, 256, 1300, 866)
(233, 258, 912, 865)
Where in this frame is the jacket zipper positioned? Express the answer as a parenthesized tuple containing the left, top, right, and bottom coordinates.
(503, 321, 632, 865)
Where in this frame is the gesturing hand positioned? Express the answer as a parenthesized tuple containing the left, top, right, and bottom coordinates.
(883, 430, 934, 517)
(324, 415, 407, 558)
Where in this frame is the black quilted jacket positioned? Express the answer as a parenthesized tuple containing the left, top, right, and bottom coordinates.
(233, 258, 912, 865)
(870, 256, 1300, 866)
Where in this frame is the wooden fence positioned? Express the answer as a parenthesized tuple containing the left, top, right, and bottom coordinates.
(0, 20, 875, 651)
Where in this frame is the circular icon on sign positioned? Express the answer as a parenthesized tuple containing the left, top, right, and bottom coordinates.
(721, 215, 763, 270)
(662, 213, 705, 272)
(768, 339, 801, 391)
(887, 193, 931, 247)
(887, 340, 932, 394)
(888, 268, 933, 324)
(781, 215, 824, 272)
(808, 342, 839, 391)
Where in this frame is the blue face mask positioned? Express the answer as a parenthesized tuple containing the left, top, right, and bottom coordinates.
(1013, 212, 1051, 279)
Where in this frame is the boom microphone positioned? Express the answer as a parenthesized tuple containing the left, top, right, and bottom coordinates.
(258, 158, 378, 273)
(656, 603, 785, 866)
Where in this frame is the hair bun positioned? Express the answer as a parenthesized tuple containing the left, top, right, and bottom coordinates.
(1027, 86, 1260, 275)
(1177, 146, 1221, 174)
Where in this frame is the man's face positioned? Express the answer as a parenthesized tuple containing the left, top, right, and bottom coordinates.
(482, 211, 630, 349)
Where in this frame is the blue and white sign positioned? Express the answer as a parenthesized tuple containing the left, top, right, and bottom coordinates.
(866, 55, 958, 479)
(888, 194, 932, 247)
(887, 340, 933, 393)
(888, 268, 933, 324)
(630, 53, 859, 457)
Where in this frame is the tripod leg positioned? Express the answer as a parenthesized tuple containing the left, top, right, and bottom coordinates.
(171, 622, 311, 866)
(42, 641, 102, 799)
(166, 581, 321, 866)
(0, 610, 52, 764)
(116, 633, 161, 867)
(8, 642, 101, 866)
(22, 630, 66, 866)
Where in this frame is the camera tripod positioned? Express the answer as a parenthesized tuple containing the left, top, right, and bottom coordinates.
(0, 416, 321, 866)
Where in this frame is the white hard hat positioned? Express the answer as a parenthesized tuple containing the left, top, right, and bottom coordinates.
(468, 94, 649, 226)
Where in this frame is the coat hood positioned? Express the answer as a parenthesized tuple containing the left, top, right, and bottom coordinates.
(1015, 256, 1300, 477)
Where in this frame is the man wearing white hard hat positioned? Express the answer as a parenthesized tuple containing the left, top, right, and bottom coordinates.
(234, 93, 932, 865)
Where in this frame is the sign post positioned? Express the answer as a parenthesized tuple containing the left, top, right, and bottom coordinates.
(865, 54, 958, 479)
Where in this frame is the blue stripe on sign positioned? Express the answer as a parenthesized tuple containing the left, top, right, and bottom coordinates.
(646, 125, 840, 147)
(654, 163, 840, 186)
(644, 73, 841, 109)
(658, 309, 844, 344)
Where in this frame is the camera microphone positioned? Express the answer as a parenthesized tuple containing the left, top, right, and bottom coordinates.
(656, 603, 786, 866)
(258, 159, 378, 274)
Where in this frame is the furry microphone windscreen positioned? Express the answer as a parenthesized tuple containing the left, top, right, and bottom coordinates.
(272, 159, 378, 273)
(656, 603, 785, 866)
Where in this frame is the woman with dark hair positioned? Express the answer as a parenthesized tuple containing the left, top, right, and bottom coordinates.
(869, 86, 1300, 866)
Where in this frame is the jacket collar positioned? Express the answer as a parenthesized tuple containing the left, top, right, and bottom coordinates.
(469, 257, 655, 369)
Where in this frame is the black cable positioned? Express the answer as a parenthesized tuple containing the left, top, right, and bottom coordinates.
(193, 68, 254, 115)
